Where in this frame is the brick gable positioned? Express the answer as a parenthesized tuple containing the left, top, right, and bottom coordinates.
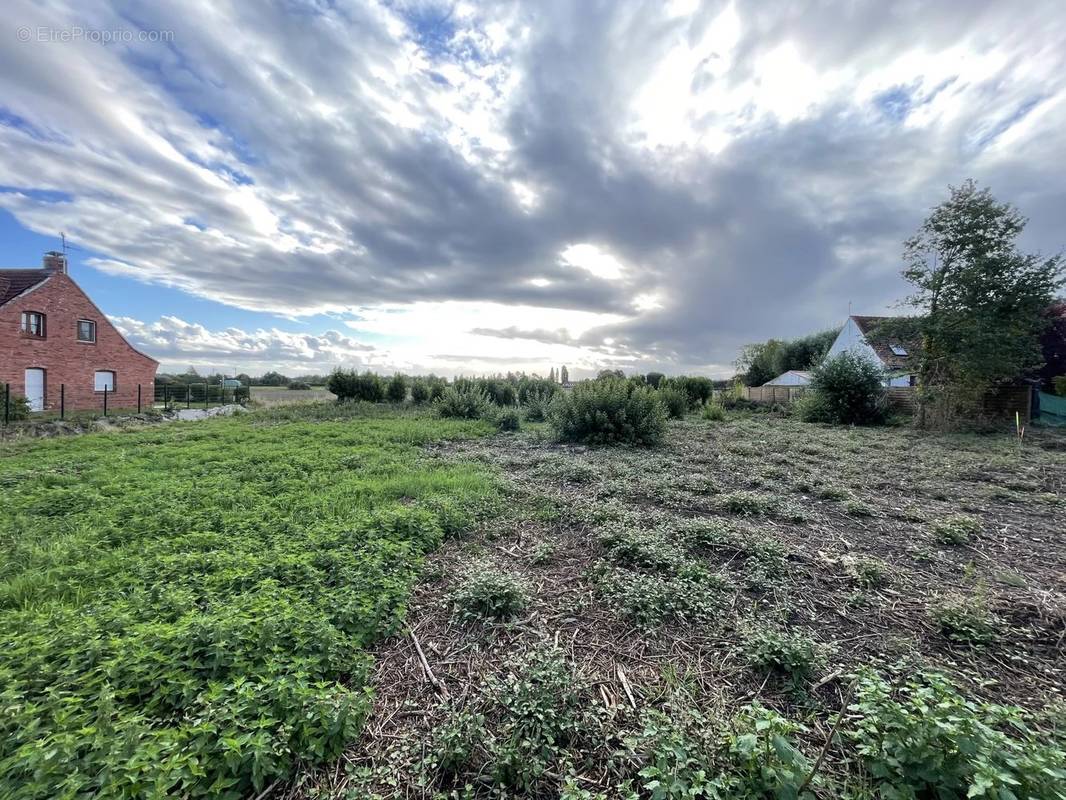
(0, 271, 158, 412)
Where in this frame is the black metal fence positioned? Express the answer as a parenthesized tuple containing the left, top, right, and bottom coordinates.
(2, 382, 250, 426)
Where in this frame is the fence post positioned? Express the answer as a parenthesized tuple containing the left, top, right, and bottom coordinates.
(103, 386, 108, 417)
(137, 384, 141, 414)
(186, 385, 191, 409)
(60, 384, 65, 420)
(3, 383, 8, 426)
(204, 382, 209, 409)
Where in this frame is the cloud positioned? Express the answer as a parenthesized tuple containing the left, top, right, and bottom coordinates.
(114, 315, 376, 374)
(2, 0, 1065, 374)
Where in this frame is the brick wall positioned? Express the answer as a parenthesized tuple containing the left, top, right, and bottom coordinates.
(0, 272, 158, 412)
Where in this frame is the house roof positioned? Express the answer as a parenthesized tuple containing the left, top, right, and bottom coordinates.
(0, 269, 51, 307)
(763, 370, 812, 386)
(850, 315, 916, 371)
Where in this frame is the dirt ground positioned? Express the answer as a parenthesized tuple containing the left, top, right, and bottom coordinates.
(289, 413, 1066, 799)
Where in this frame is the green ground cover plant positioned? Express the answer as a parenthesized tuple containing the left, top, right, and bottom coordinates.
(0, 408, 496, 799)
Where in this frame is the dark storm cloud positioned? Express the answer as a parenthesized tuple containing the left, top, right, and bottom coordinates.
(1, 0, 1064, 372)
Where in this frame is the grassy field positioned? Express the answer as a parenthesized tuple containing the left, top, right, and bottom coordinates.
(2, 405, 1065, 799)
(0, 404, 497, 799)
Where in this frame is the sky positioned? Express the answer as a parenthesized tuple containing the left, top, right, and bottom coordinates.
(1, 0, 1064, 378)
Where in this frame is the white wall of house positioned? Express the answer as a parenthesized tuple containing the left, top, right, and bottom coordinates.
(825, 318, 913, 387)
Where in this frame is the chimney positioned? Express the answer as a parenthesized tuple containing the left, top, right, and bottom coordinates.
(43, 250, 68, 274)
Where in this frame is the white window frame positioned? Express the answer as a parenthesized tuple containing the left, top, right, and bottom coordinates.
(94, 370, 116, 392)
(77, 319, 97, 343)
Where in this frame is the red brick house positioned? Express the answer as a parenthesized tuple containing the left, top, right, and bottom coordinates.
(0, 252, 158, 413)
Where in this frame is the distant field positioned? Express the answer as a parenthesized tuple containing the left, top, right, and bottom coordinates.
(249, 385, 336, 405)
(0, 404, 496, 799)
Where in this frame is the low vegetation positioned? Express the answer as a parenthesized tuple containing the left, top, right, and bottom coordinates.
(0, 404, 497, 799)
(795, 350, 887, 425)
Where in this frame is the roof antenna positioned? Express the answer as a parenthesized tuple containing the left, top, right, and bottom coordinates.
(848, 300, 852, 317)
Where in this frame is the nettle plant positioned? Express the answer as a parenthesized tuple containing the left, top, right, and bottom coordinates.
(451, 564, 530, 623)
(847, 668, 1066, 799)
(931, 513, 982, 545)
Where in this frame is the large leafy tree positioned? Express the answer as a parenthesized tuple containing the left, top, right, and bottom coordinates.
(737, 329, 838, 386)
(902, 181, 1062, 419)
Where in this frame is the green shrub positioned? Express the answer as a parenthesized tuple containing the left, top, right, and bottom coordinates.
(5, 395, 31, 420)
(1053, 375, 1066, 397)
(435, 385, 492, 420)
(931, 513, 981, 544)
(385, 374, 407, 403)
(599, 564, 729, 629)
(287, 380, 311, 390)
(743, 626, 822, 686)
(451, 566, 529, 623)
(410, 378, 430, 404)
(494, 407, 521, 432)
(549, 380, 667, 446)
(847, 668, 1066, 799)
(521, 388, 554, 422)
(797, 351, 886, 425)
(327, 369, 385, 402)
(673, 375, 714, 406)
(844, 556, 889, 588)
(930, 594, 998, 645)
(701, 400, 727, 421)
(656, 385, 690, 419)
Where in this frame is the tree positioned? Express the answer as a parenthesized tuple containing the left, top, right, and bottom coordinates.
(796, 351, 886, 425)
(386, 374, 407, 403)
(560, 365, 569, 383)
(900, 180, 1063, 424)
(549, 367, 557, 383)
(259, 371, 290, 387)
(645, 371, 665, 388)
(737, 329, 837, 386)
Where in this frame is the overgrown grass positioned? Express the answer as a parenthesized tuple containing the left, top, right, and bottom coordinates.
(0, 407, 497, 798)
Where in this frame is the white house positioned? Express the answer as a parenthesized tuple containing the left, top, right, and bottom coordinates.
(760, 316, 917, 388)
(823, 315, 917, 387)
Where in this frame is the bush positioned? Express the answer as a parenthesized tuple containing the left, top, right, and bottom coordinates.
(1054, 375, 1066, 397)
(385, 374, 407, 403)
(410, 378, 430, 404)
(5, 395, 31, 420)
(435, 385, 492, 419)
(743, 626, 822, 686)
(287, 381, 311, 390)
(451, 566, 529, 623)
(549, 380, 667, 446)
(521, 389, 554, 422)
(797, 351, 886, 425)
(674, 375, 714, 406)
(847, 668, 1066, 799)
(656, 385, 690, 419)
(702, 400, 726, 421)
(327, 369, 385, 402)
(645, 371, 665, 388)
(930, 594, 998, 645)
(494, 407, 521, 432)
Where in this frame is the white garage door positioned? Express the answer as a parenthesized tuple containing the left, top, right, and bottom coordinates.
(24, 368, 45, 412)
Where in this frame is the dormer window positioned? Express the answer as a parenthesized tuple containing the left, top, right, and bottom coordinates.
(77, 319, 97, 342)
(21, 311, 46, 337)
